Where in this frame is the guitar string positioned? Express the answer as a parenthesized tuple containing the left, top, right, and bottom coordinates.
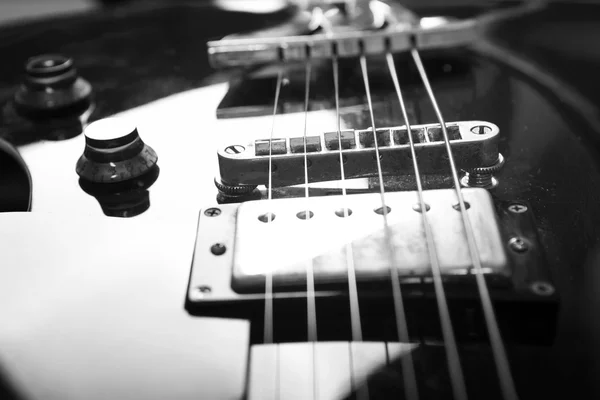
(359, 54, 418, 400)
(332, 55, 368, 400)
(411, 48, 519, 400)
(386, 52, 467, 400)
(300, 59, 319, 400)
(319, 10, 367, 395)
(264, 70, 283, 346)
(333, 57, 363, 343)
(264, 70, 283, 400)
(315, 17, 369, 398)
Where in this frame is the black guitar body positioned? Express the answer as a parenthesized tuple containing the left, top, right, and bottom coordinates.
(0, 1, 599, 399)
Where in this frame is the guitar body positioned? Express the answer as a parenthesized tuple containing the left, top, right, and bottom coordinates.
(0, 1, 599, 399)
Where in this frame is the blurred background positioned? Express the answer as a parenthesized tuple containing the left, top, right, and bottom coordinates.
(0, 0, 531, 26)
(0, 0, 96, 24)
(0, 0, 292, 24)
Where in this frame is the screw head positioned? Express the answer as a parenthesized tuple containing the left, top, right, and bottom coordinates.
(530, 281, 555, 296)
(508, 237, 529, 253)
(204, 207, 221, 217)
(210, 243, 226, 256)
(508, 203, 528, 213)
(192, 285, 212, 299)
(224, 145, 245, 154)
(470, 125, 492, 135)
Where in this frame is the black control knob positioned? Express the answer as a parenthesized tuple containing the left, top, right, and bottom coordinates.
(14, 54, 92, 118)
(76, 118, 158, 183)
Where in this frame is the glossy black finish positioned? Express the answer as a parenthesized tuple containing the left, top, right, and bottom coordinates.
(1, 1, 600, 399)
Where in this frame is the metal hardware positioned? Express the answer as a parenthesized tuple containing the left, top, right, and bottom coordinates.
(296, 210, 314, 220)
(193, 285, 212, 299)
(187, 197, 558, 345)
(508, 203, 528, 214)
(214, 177, 258, 204)
(412, 203, 430, 213)
(224, 145, 245, 154)
(461, 153, 505, 189)
(229, 188, 507, 291)
(211, 243, 227, 256)
(255, 139, 287, 156)
(497, 200, 556, 299)
(335, 208, 353, 217)
(530, 281, 555, 296)
(188, 189, 509, 296)
(204, 207, 221, 217)
(452, 202, 470, 211)
(470, 125, 493, 135)
(207, 18, 476, 69)
(258, 212, 276, 223)
(374, 205, 391, 215)
(508, 237, 528, 253)
(219, 120, 500, 188)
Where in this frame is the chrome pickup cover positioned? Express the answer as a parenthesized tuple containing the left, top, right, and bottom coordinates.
(190, 188, 509, 295)
(218, 120, 500, 187)
(232, 188, 507, 291)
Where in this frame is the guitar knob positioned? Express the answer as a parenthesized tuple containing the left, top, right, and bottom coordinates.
(14, 54, 92, 118)
(75, 118, 158, 183)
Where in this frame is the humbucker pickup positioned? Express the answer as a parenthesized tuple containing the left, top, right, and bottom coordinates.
(190, 188, 509, 294)
(218, 120, 500, 187)
(187, 189, 558, 344)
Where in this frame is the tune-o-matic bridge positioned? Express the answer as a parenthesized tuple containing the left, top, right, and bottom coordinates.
(217, 120, 501, 188)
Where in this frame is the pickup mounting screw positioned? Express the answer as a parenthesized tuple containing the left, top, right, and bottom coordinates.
(530, 281, 555, 296)
(508, 203, 528, 213)
(193, 285, 212, 298)
(508, 237, 528, 253)
(204, 207, 221, 217)
(224, 145, 245, 154)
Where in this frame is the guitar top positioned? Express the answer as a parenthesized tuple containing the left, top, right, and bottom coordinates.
(0, 1, 599, 399)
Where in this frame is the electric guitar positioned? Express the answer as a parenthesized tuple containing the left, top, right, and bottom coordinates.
(0, 1, 599, 399)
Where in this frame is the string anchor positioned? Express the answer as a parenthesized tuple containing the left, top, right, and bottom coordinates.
(214, 176, 259, 204)
(461, 153, 505, 189)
